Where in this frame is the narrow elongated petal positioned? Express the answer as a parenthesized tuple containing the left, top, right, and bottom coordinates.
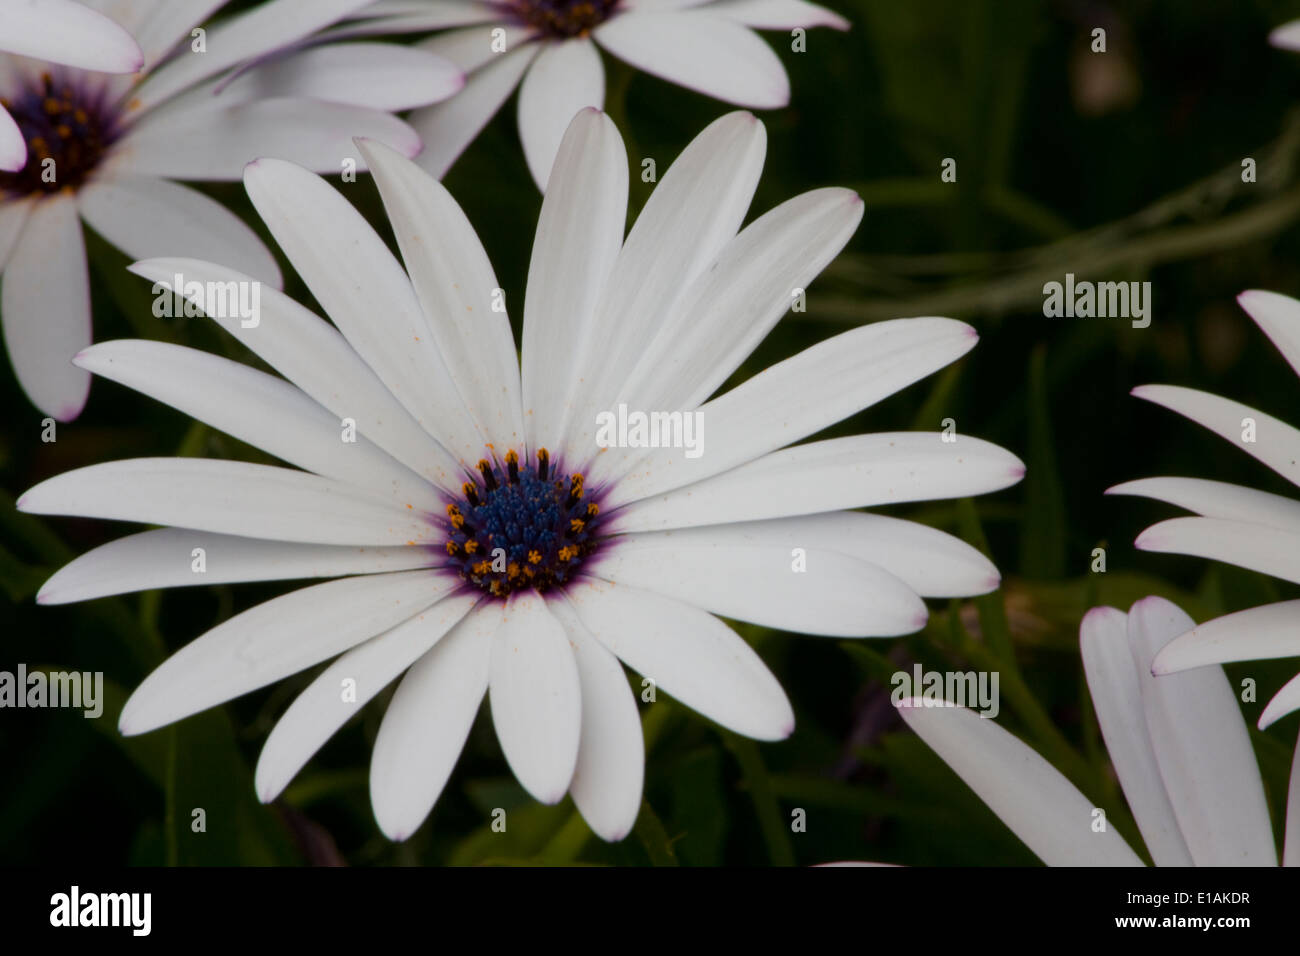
(614, 187, 864, 423)
(244, 158, 488, 464)
(256, 592, 479, 802)
(565, 578, 794, 740)
(129, 258, 464, 491)
(78, 176, 281, 287)
(1136, 516, 1300, 585)
(356, 139, 526, 453)
(591, 538, 926, 636)
(1133, 384, 1300, 490)
(603, 317, 974, 500)
(613, 434, 1025, 533)
(37, 528, 437, 605)
(1, 194, 90, 420)
(1151, 601, 1300, 673)
(1107, 476, 1300, 533)
(1286, 733, 1300, 866)
(0, 0, 142, 72)
(72, 340, 439, 510)
(516, 38, 604, 188)
(521, 108, 628, 453)
(1127, 596, 1277, 866)
(628, 513, 998, 598)
(406, 41, 539, 180)
(1260, 672, 1300, 730)
(595, 11, 789, 107)
(18, 459, 441, 546)
(119, 570, 455, 735)
(1238, 289, 1300, 380)
(551, 598, 643, 841)
(1080, 606, 1194, 867)
(96, 0, 225, 73)
(561, 111, 766, 455)
(370, 604, 501, 840)
(489, 592, 581, 803)
(711, 0, 850, 30)
(897, 698, 1144, 866)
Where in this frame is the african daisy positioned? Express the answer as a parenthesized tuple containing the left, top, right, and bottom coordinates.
(899, 597, 1296, 865)
(0, 0, 462, 421)
(339, 0, 850, 187)
(20, 108, 1023, 841)
(1108, 291, 1300, 732)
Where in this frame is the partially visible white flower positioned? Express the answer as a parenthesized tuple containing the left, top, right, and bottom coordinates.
(1107, 291, 1300, 730)
(338, 0, 850, 187)
(898, 596, 1295, 866)
(0, 0, 462, 421)
(20, 109, 1023, 842)
(1270, 20, 1300, 52)
(0, 0, 142, 170)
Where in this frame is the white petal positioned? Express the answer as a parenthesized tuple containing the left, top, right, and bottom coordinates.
(119, 569, 455, 735)
(489, 592, 581, 803)
(1079, 606, 1194, 866)
(243, 158, 488, 465)
(516, 38, 604, 189)
(561, 111, 766, 454)
(1150, 601, 1300, 674)
(1286, 731, 1300, 866)
(73, 340, 439, 510)
(77, 176, 280, 287)
(565, 578, 794, 740)
(1238, 289, 1300, 380)
(710, 0, 850, 30)
(1106, 476, 1300, 533)
(406, 40, 539, 180)
(333, 0, 501, 36)
(0, 195, 33, 268)
(255, 591, 478, 802)
(1260, 672, 1300, 730)
(521, 108, 627, 454)
(217, 42, 463, 112)
(370, 603, 500, 841)
(612, 434, 1025, 533)
(18, 458, 441, 546)
(604, 317, 974, 503)
(550, 598, 643, 841)
(1132, 384, 1300, 490)
(1127, 596, 1276, 866)
(0, 105, 25, 171)
(640, 512, 998, 598)
(1, 194, 90, 420)
(129, 258, 464, 492)
(415, 23, 534, 73)
(0, 0, 142, 72)
(592, 534, 926, 636)
(355, 139, 526, 454)
(110, 98, 420, 180)
(1136, 516, 1300, 585)
(613, 187, 864, 426)
(37, 528, 437, 605)
(896, 698, 1144, 866)
(94, 0, 225, 73)
(1271, 20, 1300, 52)
(595, 10, 788, 107)
(127, 0, 373, 114)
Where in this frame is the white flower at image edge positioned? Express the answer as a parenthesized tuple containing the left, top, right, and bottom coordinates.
(1107, 291, 1300, 729)
(899, 596, 1298, 866)
(19, 109, 1024, 842)
(341, 0, 850, 187)
(0, 0, 142, 169)
(0, 0, 462, 421)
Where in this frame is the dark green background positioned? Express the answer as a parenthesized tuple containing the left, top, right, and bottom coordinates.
(2, 0, 1299, 865)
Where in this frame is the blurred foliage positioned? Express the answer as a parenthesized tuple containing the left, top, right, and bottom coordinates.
(3, 0, 1300, 866)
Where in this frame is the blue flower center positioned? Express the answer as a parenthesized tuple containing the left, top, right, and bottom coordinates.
(508, 0, 619, 37)
(0, 73, 119, 197)
(443, 448, 604, 598)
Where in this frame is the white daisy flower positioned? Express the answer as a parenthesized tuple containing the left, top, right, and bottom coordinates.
(0, 0, 463, 421)
(898, 596, 1296, 866)
(0, 0, 142, 171)
(19, 109, 1023, 842)
(1107, 291, 1300, 731)
(337, 0, 850, 187)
